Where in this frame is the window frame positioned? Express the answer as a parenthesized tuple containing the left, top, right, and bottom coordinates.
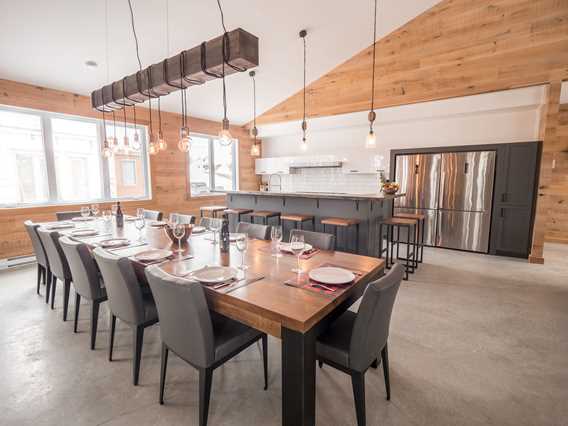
(187, 132, 239, 197)
(0, 104, 152, 208)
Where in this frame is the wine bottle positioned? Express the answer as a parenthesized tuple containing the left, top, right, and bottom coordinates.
(116, 201, 124, 228)
(220, 214, 230, 253)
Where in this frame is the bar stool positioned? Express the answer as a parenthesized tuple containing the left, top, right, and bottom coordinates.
(224, 208, 253, 232)
(280, 213, 315, 230)
(378, 217, 418, 280)
(200, 205, 228, 219)
(394, 212, 425, 264)
(250, 210, 281, 226)
(320, 217, 360, 254)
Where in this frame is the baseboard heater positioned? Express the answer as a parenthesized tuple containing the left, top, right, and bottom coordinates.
(0, 255, 36, 270)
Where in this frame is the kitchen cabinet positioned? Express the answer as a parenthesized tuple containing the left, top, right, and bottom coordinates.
(255, 157, 291, 175)
(342, 153, 381, 174)
(493, 206, 534, 257)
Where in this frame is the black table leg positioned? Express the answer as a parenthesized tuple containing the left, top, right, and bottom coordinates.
(282, 326, 316, 426)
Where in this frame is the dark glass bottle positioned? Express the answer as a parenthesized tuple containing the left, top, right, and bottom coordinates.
(220, 214, 230, 253)
(116, 201, 124, 228)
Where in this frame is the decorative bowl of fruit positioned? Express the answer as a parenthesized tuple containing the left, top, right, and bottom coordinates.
(381, 181, 400, 195)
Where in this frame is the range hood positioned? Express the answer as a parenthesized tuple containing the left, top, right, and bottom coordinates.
(289, 159, 343, 168)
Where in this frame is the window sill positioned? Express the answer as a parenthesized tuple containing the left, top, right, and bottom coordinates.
(0, 197, 153, 211)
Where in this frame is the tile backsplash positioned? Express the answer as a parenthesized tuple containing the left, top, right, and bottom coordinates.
(261, 168, 380, 194)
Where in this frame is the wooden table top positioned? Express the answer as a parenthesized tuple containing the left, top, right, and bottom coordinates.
(48, 217, 385, 337)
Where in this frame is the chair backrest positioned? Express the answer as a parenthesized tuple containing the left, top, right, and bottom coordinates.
(143, 209, 163, 221)
(145, 265, 215, 368)
(236, 222, 271, 240)
(59, 237, 104, 301)
(56, 211, 82, 221)
(349, 263, 403, 371)
(37, 228, 71, 280)
(92, 247, 145, 325)
(199, 217, 223, 229)
(23, 220, 48, 268)
(289, 229, 336, 251)
(169, 213, 195, 225)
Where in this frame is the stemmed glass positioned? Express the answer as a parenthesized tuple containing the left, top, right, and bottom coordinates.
(80, 206, 90, 218)
(209, 220, 221, 245)
(290, 234, 306, 274)
(136, 208, 145, 221)
(90, 204, 100, 217)
(271, 225, 283, 257)
(111, 204, 118, 216)
(173, 223, 186, 253)
(135, 216, 145, 242)
(102, 210, 112, 223)
(235, 234, 248, 270)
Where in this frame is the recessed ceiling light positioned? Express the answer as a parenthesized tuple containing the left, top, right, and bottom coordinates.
(84, 60, 98, 69)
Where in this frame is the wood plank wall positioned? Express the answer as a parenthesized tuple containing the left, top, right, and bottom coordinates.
(255, 0, 568, 262)
(0, 79, 259, 259)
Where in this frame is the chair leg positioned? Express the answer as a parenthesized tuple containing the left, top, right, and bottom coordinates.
(318, 360, 323, 368)
(371, 358, 379, 369)
(381, 344, 391, 401)
(261, 334, 268, 390)
(73, 293, 81, 333)
(90, 301, 100, 350)
(42, 266, 46, 285)
(160, 343, 169, 404)
(36, 265, 42, 295)
(108, 313, 116, 361)
(199, 368, 213, 426)
(133, 325, 144, 386)
(50, 276, 57, 309)
(351, 371, 366, 426)
(45, 269, 52, 304)
(63, 279, 71, 321)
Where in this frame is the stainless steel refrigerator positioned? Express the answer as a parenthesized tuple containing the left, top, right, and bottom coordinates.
(394, 151, 496, 253)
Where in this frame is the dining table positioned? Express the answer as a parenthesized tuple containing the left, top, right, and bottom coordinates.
(46, 215, 385, 426)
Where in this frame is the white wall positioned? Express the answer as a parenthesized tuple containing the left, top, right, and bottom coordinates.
(260, 86, 546, 176)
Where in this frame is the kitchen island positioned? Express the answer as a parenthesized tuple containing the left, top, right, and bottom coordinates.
(224, 190, 402, 256)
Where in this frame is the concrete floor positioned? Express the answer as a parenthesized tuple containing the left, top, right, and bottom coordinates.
(1, 244, 567, 426)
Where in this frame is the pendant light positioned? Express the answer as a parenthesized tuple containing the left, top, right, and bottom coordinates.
(217, 0, 233, 146)
(111, 111, 119, 152)
(131, 105, 141, 151)
(101, 108, 113, 158)
(365, 0, 378, 149)
(157, 98, 167, 151)
(177, 52, 191, 153)
(299, 29, 308, 152)
(100, 0, 113, 159)
(249, 70, 260, 157)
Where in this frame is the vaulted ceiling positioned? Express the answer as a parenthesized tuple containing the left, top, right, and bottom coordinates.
(0, 0, 439, 124)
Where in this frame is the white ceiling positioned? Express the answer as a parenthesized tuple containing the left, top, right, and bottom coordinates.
(0, 0, 439, 124)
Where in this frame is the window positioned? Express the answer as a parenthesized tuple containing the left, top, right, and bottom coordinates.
(0, 105, 151, 208)
(188, 134, 238, 196)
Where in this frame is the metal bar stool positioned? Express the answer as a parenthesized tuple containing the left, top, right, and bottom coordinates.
(224, 208, 253, 231)
(199, 205, 228, 219)
(320, 217, 360, 254)
(249, 210, 281, 226)
(394, 212, 425, 264)
(378, 217, 418, 280)
(280, 214, 315, 240)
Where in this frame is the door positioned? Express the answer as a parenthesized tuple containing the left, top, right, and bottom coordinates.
(394, 207, 437, 246)
(439, 151, 496, 212)
(394, 153, 441, 209)
(496, 143, 539, 206)
(493, 207, 533, 257)
(437, 210, 492, 252)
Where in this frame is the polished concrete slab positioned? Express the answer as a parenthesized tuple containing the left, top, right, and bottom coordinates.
(1, 244, 567, 426)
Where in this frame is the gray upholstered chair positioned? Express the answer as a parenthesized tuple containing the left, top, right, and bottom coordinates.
(290, 229, 336, 251)
(169, 213, 195, 225)
(59, 237, 107, 349)
(55, 211, 83, 221)
(145, 265, 268, 426)
(236, 222, 271, 240)
(92, 247, 158, 385)
(23, 220, 49, 297)
(37, 228, 73, 321)
(316, 263, 403, 426)
(199, 217, 223, 229)
(143, 209, 163, 221)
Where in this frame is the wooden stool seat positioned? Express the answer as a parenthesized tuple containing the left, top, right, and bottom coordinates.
(321, 217, 360, 227)
(224, 208, 253, 215)
(394, 212, 425, 221)
(394, 213, 426, 264)
(250, 210, 280, 218)
(383, 217, 418, 226)
(200, 205, 228, 218)
(281, 213, 314, 222)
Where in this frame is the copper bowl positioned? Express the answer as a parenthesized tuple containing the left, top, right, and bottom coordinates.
(381, 182, 400, 195)
(165, 223, 193, 244)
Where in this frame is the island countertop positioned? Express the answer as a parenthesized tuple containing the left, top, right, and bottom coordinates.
(224, 190, 403, 201)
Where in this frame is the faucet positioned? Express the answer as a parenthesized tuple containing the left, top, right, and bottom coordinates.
(268, 174, 282, 192)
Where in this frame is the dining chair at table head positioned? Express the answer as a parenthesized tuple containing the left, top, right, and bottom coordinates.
(143, 209, 163, 221)
(59, 237, 107, 349)
(199, 217, 223, 230)
(37, 227, 73, 321)
(145, 265, 268, 426)
(55, 211, 83, 221)
(92, 247, 158, 385)
(23, 220, 48, 296)
(169, 213, 195, 225)
(236, 222, 271, 240)
(289, 229, 336, 251)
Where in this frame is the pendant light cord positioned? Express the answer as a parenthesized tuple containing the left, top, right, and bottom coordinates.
(302, 35, 307, 128)
(252, 74, 257, 131)
(370, 0, 377, 114)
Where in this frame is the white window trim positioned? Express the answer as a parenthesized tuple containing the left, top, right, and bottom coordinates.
(0, 104, 152, 208)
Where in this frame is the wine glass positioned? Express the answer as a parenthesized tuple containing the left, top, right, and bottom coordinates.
(209, 219, 221, 245)
(102, 210, 112, 222)
(235, 234, 248, 270)
(290, 234, 306, 274)
(80, 206, 90, 218)
(111, 204, 118, 216)
(271, 225, 283, 257)
(136, 208, 145, 220)
(135, 216, 145, 242)
(173, 223, 186, 253)
(90, 204, 100, 217)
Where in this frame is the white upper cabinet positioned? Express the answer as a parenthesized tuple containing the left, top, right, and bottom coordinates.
(341, 153, 382, 174)
(255, 157, 291, 175)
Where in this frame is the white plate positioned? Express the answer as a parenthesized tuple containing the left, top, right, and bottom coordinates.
(229, 233, 243, 242)
(71, 228, 98, 237)
(125, 216, 137, 222)
(309, 267, 355, 285)
(99, 238, 130, 248)
(46, 223, 75, 230)
(190, 266, 238, 284)
(72, 217, 95, 222)
(192, 226, 206, 234)
(279, 243, 313, 254)
(134, 249, 172, 262)
(149, 221, 167, 227)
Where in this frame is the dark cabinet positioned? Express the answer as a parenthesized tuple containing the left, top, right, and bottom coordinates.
(490, 142, 541, 258)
